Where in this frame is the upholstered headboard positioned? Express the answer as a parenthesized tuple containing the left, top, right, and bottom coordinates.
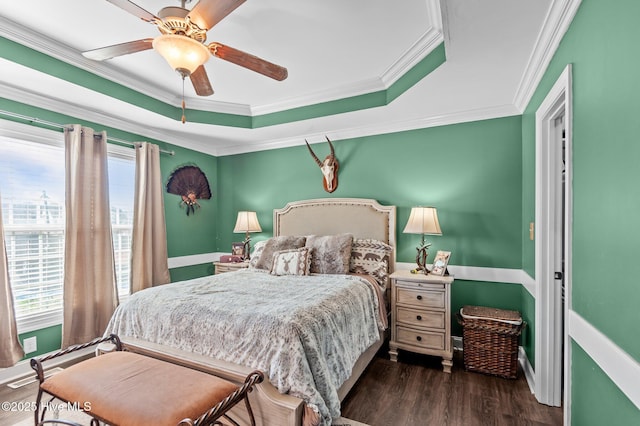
(273, 198, 396, 272)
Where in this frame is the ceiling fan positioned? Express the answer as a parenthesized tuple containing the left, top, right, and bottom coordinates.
(83, 0, 288, 100)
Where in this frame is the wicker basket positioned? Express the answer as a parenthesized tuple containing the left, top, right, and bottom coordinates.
(456, 306, 525, 379)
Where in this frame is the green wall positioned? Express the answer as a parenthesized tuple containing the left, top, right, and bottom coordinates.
(571, 342, 638, 425)
(17, 325, 62, 358)
(450, 280, 523, 336)
(520, 288, 535, 369)
(160, 145, 218, 263)
(217, 116, 524, 269)
(522, 0, 640, 421)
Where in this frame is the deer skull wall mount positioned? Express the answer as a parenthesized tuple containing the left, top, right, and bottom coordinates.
(305, 137, 339, 193)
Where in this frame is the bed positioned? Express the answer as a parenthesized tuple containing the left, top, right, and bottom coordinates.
(106, 198, 396, 426)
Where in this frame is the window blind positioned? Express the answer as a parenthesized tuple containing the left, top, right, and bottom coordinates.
(0, 138, 66, 318)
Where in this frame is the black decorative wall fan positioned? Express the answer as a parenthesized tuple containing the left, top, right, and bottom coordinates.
(166, 165, 211, 215)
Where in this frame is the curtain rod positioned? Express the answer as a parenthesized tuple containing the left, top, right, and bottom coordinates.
(0, 109, 175, 156)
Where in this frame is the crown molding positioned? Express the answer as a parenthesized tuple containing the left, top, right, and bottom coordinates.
(513, 0, 582, 111)
(0, 17, 171, 104)
(1, 72, 518, 159)
(380, 28, 443, 88)
(215, 103, 520, 156)
(0, 80, 218, 156)
(248, 30, 443, 116)
(249, 76, 386, 116)
(252, 0, 444, 116)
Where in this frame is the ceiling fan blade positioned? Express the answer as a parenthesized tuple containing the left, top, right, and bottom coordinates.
(209, 42, 288, 81)
(82, 39, 154, 61)
(190, 66, 214, 96)
(187, 0, 246, 30)
(106, 0, 160, 23)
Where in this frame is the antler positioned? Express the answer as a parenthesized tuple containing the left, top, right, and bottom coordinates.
(326, 136, 335, 157)
(305, 139, 323, 167)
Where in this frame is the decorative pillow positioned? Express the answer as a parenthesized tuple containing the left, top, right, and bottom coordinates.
(248, 240, 267, 269)
(349, 238, 393, 288)
(305, 234, 353, 274)
(252, 235, 307, 271)
(270, 247, 311, 276)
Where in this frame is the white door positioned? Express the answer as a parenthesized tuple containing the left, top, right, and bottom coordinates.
(535, 64, 572, 411)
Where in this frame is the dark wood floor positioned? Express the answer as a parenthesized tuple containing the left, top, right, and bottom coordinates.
(1, 350, 563, 426)
(342, 349, 563, 426)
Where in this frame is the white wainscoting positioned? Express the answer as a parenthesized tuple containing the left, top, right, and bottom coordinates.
(395, 262, 535, 296)
(568, 310, 640, 411)
(167, 252, 226, 269)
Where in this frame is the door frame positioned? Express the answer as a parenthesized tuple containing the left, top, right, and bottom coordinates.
(534, 64, 572, 418)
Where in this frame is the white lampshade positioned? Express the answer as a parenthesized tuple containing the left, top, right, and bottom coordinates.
(233, 211, 262, 234)
(403, 207, 442, 235)
(152, 34, 209, 75)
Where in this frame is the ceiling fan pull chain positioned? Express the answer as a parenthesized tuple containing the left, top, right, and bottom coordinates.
(181, 75, 187, 124)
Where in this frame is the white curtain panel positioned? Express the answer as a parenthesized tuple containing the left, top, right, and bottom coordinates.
(62, 125, 118, 347)
(0, 194, 25, 367)
(130, 142, 170, 293)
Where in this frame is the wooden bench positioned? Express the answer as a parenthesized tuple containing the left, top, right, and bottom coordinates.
(30, 334, 263, 426)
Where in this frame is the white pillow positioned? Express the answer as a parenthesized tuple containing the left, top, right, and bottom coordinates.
(270, 247, 311, 276)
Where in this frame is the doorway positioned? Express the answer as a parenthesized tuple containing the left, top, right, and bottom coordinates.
(534, 64, 572, 417)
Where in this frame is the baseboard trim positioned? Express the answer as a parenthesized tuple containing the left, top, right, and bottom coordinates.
(520, 346, 536, 394)
(452, 335, 463, 352)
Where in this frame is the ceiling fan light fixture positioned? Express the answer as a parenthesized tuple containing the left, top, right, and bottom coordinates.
(152, 34, 209, 75)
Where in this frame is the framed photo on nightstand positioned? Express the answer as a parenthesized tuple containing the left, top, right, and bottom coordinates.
(231, 242, 245, 257)
(431, 250, 451, 276)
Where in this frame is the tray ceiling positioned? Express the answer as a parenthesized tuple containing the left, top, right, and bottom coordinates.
(0, 0, 554, 155)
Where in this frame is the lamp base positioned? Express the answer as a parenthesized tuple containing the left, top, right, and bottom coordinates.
(414, 245, 430, 274)
(242, 233, 252, 261)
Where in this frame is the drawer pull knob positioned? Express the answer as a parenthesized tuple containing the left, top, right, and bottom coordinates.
(416, 295, 423, 300)
(416, 336, 422, 341)
(416, 315, 422, 321)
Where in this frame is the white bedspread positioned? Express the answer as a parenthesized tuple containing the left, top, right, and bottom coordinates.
(105, 269, 385, 425)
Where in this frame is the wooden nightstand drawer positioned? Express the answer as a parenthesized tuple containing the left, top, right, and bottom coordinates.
(396, 287, 445, 309)
(396, 306, 445, 329)
(396, 326, 445, 351)
(396, 279, 445, 291)
(214, 261, 249, 274)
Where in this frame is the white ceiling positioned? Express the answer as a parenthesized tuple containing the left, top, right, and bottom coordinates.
(0, 0, 554, 156)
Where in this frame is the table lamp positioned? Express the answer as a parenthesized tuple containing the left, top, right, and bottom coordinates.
(233, 211, 262, 260)
(403, 206, 442, 274)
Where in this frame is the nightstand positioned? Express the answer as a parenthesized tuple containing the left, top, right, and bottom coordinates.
(213, 261, 249, 274)
(389, 270, 455, 373)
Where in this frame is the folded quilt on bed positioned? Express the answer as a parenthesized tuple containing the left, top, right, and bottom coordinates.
(105, 269, 385, 426)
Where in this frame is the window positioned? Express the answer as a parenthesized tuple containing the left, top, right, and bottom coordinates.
(107, 149, 135, 298)
(0, 128, 135, 332)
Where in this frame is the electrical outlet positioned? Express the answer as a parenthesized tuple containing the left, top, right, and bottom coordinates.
(23, 336, 37, 354)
